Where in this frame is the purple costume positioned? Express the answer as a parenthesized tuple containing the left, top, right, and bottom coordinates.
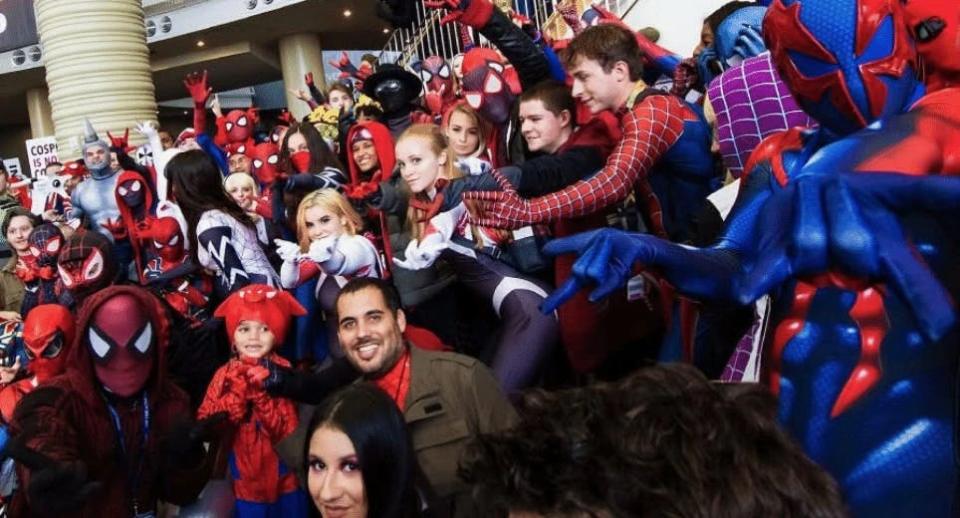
(707, 52, 814, 177)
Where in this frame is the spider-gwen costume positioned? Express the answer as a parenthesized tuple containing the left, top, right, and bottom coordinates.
(398, 198, 558, 393)
(543, 1, 960, 515)
(199, 285, 308, 517)
(277, 234, 383, 354)
(19, 224, 64, 316)
(197, 209, 280, 297)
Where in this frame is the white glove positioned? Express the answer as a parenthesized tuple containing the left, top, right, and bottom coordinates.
(308, 235, 339, 264)
(136, 121, 158, 139)
(274, 239, 302, 263)
(392, 234, 447, 270)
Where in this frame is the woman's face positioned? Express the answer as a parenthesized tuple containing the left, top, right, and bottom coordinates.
(329, 90, 355, 112)
(446, 111, 480, 158)
(396, 137, 444, 194)
(308, 426, 368, 518)
(287, 131, 310, 155)
(304, 205, 347, 241)
(227, 182, 255, 210)
(6, 215, 33, 254)
(351, 140, 379, 174)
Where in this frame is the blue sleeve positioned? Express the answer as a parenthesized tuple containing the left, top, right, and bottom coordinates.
(197, 133, 229, 176)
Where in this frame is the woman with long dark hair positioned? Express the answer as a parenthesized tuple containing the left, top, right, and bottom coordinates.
(277, 122, 348, 234)
(166, 149, 279, 297)
(303, 383, 424, 518)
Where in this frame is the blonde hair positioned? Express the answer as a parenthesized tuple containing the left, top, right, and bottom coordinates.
(444, 103, 488, 160)
(396, 124, 498, 245)
(224, 172, 259, 197)
(295, 189, 364, 252)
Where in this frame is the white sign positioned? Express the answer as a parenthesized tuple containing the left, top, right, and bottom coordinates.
(2, 158, 21, 178)
(25, 136, 59, 179)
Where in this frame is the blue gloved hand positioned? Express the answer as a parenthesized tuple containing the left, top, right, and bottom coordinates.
(732, 25, 766, 61)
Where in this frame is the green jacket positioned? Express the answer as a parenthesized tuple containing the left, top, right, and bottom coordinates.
(0, 252, 24, 313)
(277, 346, 518, 516)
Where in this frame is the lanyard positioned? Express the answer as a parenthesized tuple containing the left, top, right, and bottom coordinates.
(104, 391, 151, 515)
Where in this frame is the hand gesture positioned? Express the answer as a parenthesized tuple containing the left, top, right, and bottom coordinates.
(308, 235, 339, 264)
(3, 439, 102, 515)
(135, 121, 158, 139)
(392, 234, 447, 270)
(462, 169, 532, 229)
(329, 51, 359, 80)
(210, 94, 223, 118)
(183, 70, 212, 105)
(732, 25, 766, 60)
(343, 181, 381, 202)
(274, 239, 302, 263)
(424, 0, 470, 25)
(106, 129, 129, 150)
(424, 84, 447, 116)
(289, 88, 311, 102)
(304, 72, 315, 87)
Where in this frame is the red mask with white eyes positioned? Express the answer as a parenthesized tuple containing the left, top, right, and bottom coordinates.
(416, 55, 455, 102)
(224, 108, 259, 144)
(251, 142, 281, 184)
(23, 304, 75, 383)
(57, 231, 118, 303)
(139, 217, 185, 265)
(461, 48, 521, 126)
(87, 293, 155, 397)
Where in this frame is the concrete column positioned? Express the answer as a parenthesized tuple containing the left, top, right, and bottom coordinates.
(25, 88, 55, 139)
(279, 33, 326, 121)
(35, 0, 158, 159)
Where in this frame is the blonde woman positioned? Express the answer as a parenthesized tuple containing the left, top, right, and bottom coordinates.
(224, 172, 271, 244)
(391, 124, 557, 394)
(274, 189, 383, 354)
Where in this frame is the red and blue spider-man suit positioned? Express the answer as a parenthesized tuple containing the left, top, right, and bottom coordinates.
(198, 285, 308, 517)
(542, 0, 960, 515)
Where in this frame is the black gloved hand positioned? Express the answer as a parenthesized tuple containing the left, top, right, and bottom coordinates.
(259, 358, 293, 396)
(4, 437, 101, 514)
(162, 412, 229, 469)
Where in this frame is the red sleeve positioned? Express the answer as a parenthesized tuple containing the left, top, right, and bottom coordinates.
(250, 393, 298, 443)
(214, 116, 228, 147)
(197, 363, 248, 424)
(525, 94, 685, 223)
(193, 102, 207, 136)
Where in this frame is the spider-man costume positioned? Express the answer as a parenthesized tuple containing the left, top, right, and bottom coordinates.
(7, 286, 215, 516)
(19, 224, 64, 315)
(57, 231, 120, 309)
(140, 217, 211, 326)
(114, 170, 154, 282)
(215, 108, 259, 158)
(250, 142, 279, 221)
(542, 1, 960, 515)
(412, 55, 456, 118)
(199, 285, 308, 517)
(902, 0, 960, 92)
(0, 304, 74, 424)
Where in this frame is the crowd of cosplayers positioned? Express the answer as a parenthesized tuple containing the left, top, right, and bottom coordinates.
(0, 0, 957, 515)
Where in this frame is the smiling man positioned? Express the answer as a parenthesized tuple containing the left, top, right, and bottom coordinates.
(285, 277, 516, 517)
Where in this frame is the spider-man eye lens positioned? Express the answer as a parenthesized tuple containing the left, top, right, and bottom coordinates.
(131, 182, 141, 192)
(118, 187, 128, 196)
(58, 265, 74, 287)
(466, 92, 483, 109)
(154, 240, 163, 249)
(46, 239, 61, 254)
(238, 116, 248, 127)
(420, 70, 433, 83)
(133, 323, 153, 354)
(268, 155, 279, 164)
(169, 235, 179, 246)
(29, 246, 40, 257)
(82, 249, 105, 283)
(42, 335, 63, 359)
(484, 74, 503, 94)
(439, 65, 450, 78)
(226, 122, 234, 131)
(253, 159, 263, 168)
(489, 62, 504, 74)
(88, 327, 111, 360)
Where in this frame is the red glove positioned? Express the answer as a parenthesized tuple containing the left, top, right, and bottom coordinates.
(304, 71, 315, 87)
(100, 218, 128, 241)
(330, 51, 359, 80)
(410, 111, 436, 125)
(107, 129, 129, 151)
(558, 3, 582, 34)
(344, 181, 381, 201)
(183, 71, 212, 105)
(424, 84, 447, 116)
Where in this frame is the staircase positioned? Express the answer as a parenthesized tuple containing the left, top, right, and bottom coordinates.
(379, 0, 638, 67)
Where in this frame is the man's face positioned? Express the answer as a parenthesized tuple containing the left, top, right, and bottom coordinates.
(329, 90, 354, 112)
(336, 287, 406, 378)
(228, 154, 252, 174)
(519, 100, 569, 154)
(158, 131, 174, 150)
(569, 57, 622, 113)
(84, 146, 108, 169)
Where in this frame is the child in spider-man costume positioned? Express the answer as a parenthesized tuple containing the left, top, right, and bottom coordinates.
(140, 216, 211, 326)
(198, 284, 309, 517)
(544, 0, 960, 515)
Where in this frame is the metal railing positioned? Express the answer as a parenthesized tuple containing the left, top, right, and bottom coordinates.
(380, 0, 637, 67)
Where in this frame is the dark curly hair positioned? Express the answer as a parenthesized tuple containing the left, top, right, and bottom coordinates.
(460, 363, 847, 518)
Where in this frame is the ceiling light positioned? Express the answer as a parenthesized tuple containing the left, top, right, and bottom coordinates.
(343, 9, 352, 17)
(196, 40, 205, 47)
(383, 28, 390, 34)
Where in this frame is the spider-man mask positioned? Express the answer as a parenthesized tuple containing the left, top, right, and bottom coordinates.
(763, 0, 921, 136)
(116, 175, 147, 209)
(58, 231, 118, 302)
(23, 304, 74, 383)
(251, 142, 281, 184)
(87, 293, 155, 397)
(225, 108, 258, 143)
(414, 56, 455, 102)
(462, 48, 521, 126)
(902, 0, 960, 88)
(144, 217, 186, 264)
(27, 224, 64, 268)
